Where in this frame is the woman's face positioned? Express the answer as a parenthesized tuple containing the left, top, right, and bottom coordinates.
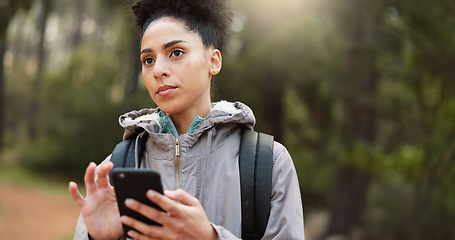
(140, 17, 221, 120)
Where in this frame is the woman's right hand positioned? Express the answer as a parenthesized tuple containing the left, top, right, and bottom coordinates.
(69, 161, 123, 240)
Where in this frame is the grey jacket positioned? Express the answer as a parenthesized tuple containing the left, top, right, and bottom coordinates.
(73, 101, 304, 239)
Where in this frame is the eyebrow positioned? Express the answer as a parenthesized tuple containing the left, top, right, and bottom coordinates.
(140, 40, 186, 55)
(164, 40, 185, 49)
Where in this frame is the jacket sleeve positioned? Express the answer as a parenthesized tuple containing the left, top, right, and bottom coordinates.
(211, 142, 305, 240)
(211, 223, 242, 239)
(73, 213, 90, 240)
(263, 142, 305, 239)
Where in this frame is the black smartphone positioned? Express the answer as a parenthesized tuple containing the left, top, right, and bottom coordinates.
(110, 168, 165, 236)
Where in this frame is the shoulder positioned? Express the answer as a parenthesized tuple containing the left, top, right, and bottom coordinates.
(272, 141, 292, 164)
(271, 141, 298, 179)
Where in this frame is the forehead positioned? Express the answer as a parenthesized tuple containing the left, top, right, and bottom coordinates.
(141, 17, 202, 48)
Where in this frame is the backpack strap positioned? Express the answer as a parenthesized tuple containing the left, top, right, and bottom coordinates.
(109, 131, 147, 183)
(239, 129, 274, 240)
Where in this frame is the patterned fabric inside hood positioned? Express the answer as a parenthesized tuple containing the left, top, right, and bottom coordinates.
(118, 101, 256, 141)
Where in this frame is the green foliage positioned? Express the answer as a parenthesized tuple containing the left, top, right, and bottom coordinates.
(229, 0, 455, 238)
(283, 86, 335, 207)
(19, 44, 126, 177)
(366, 176, 415, 240)
(0, 0, 34, 37)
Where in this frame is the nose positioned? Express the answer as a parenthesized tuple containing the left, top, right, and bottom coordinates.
(152, 56, 169, 79)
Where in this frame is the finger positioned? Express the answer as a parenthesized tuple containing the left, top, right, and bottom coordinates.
(124, 230, 144, 240)
(125, 198, 169, 225)
(97, 161, 114, 188)
(164, 189, 199, 207)
(147, 190, 183, 216)
(84, 162, 97, 194)
(121, 215, 166, 239)
(68, 181, 86, 208)
(127, 230, 164, 240)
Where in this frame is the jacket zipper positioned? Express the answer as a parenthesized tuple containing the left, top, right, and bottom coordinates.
(174, 135, 180, 189)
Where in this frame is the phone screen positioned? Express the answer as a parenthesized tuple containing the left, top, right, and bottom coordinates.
(110, 168, 164, 236)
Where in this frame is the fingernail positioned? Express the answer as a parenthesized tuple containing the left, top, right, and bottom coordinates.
(147, 190, 156, 197)
(164, 190, 175, 198)
(127, 230, 136, 238)
(121, 215, 130, 224)
(125, 198, 134, 206)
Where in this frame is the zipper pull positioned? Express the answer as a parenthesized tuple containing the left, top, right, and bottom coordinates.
(175, 137, 180, 157)
(174, 135, 180, 189)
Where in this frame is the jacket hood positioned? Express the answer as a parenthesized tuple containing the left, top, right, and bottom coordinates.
(119, 101, 255, 140)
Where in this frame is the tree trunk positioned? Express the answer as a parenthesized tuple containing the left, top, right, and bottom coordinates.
(0, 38, 6, 150)
(326, 165, 371, 236)
(71, 0, 85, 48)
(260, 71, 283, 142)
(124, 0, 142, 103)
(28, 0, 50, 139)
(0, 5, 12, 150)
(325, 0, 381, 237)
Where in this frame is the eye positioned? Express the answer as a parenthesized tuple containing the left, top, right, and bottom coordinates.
(170, 49, 184, 58)
(143, 57, 155, 65)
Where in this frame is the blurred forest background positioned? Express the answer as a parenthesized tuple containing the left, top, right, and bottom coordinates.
(1, 0, 455, 239)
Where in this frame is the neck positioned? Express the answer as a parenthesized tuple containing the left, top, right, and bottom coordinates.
(169, 102, 211, 135)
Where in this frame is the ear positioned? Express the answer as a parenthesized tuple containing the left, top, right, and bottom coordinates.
(209, 49, 222, 76)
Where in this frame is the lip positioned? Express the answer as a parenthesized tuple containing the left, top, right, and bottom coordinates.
(156, 85, 177, 96)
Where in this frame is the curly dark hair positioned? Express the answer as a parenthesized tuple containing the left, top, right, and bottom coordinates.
(132, 0, 233, 51)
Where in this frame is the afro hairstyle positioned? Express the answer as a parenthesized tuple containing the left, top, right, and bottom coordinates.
(132, 0, 234, 51)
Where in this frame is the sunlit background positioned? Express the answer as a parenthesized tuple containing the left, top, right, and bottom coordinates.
(1, 0, 455, 239)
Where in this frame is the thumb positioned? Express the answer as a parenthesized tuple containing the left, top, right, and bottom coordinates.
(165, 189, 200, 207)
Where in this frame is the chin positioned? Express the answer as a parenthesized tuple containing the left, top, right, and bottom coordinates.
(158, 103, 183, 115)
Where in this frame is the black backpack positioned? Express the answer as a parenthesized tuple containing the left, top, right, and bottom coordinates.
(110, 128, 274, 240)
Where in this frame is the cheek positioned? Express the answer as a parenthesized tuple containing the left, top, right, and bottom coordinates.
(142, 71, 156, 93)
(185, 52, 210, 72)
(189, 59, 210, 79)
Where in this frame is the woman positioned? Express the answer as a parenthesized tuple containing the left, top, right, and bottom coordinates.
(69, 0, 304, 239)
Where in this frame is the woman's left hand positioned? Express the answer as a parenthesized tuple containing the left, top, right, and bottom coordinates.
(121, 189, 218, 240)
